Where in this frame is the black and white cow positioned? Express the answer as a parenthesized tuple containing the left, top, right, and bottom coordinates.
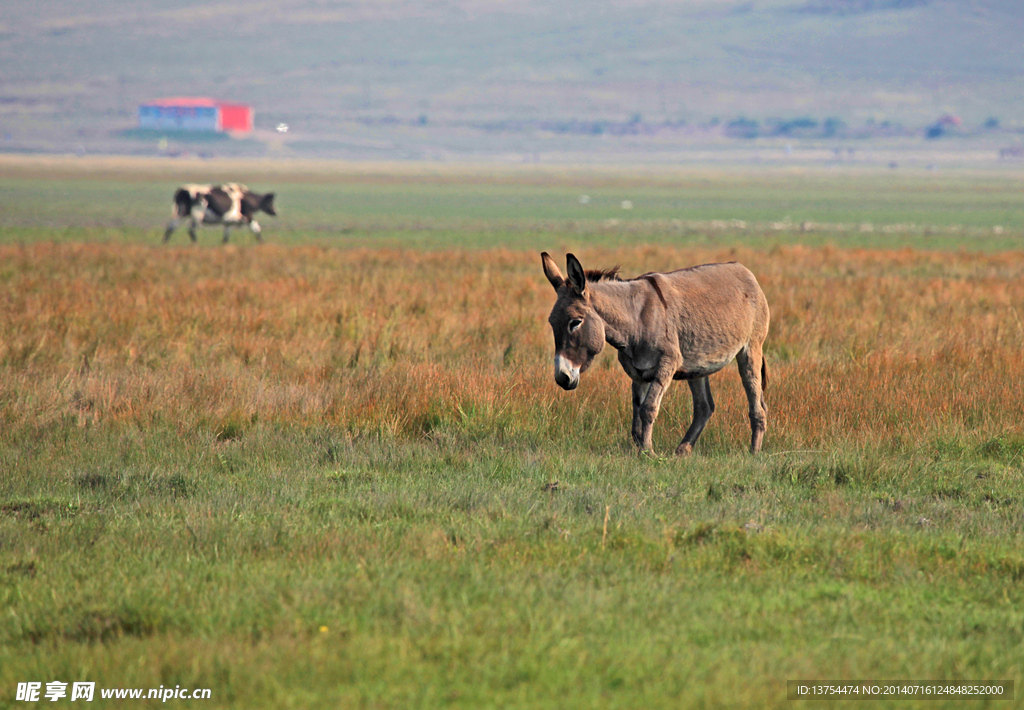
(163, 183, 276, 243)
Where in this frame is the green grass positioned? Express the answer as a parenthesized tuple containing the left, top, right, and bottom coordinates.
(3, 168, 1024, 251)
(117, 129, 232, 143)
(2, 426, 1023, 708)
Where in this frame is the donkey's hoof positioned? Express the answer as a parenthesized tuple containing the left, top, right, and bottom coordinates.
(675, 443, 694, 456)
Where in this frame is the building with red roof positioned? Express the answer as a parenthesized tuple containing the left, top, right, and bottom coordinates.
(138, 98, 253, 133)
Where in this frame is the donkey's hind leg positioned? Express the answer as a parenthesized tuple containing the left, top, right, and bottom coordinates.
(736, 346, 768, 454)
(675, 377, 715, 456)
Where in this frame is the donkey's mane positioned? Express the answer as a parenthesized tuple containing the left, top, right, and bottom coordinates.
(584, 261, 737, 285)
(584, 267, 621, 282)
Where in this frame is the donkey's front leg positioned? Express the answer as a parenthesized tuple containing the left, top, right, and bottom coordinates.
(630, 380, 647, 449)
(630, 375, 672, 453)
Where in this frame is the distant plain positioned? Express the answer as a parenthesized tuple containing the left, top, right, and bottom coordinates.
(3, 0, 1024, 158)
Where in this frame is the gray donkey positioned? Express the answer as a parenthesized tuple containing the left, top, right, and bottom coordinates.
(541, 252, 770, 454)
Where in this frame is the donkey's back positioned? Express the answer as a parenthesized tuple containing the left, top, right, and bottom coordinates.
(654, 262, 769, 375)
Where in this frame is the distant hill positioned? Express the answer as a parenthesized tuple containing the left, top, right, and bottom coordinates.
(1, 0, 1022, 159)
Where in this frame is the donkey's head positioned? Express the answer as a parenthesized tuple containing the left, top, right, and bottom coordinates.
(541, 252, 608, 391)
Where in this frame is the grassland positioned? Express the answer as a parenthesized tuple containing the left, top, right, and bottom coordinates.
(3, 156, 1024, 249)
(2, 159, 1024, 708)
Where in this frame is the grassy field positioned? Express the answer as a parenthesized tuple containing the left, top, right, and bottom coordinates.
(2, 157, 1024, 250)
(2, 159, 1024, 708)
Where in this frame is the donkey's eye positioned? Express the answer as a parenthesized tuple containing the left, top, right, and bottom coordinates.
(568, 318, 583, 332)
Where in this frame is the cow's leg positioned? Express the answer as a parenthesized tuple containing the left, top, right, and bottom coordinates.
(222, 225, 232, 244)
(630, 372, 674, 454)
(188, 217, 199, 242)
(736, 345, 768, 454)
(249, 220, 264, 243)
(163, 218, 180, 243)
(675, 377, 715, 456)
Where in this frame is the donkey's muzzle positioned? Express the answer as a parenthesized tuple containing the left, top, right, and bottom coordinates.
(554, 355, 580, 391)
(555, 372, 578, 390)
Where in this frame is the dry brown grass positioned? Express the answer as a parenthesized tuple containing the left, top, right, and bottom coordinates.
(3, 242, 1023, 452)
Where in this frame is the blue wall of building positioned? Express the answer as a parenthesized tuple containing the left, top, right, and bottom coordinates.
(138, 105, 219, 131)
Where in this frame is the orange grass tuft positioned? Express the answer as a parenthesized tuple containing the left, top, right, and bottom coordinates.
(2, 242, 1024, 452)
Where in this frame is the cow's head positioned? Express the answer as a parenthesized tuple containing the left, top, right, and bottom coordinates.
(241, 192, 277, 218)
(259, 193, 277, 216)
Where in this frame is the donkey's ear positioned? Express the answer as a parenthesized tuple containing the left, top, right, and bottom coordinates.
(566, 253, 587, 295)
(541, 252, 564, 291)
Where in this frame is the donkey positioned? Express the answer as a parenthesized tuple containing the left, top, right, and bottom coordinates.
(541, 252, 770, 454)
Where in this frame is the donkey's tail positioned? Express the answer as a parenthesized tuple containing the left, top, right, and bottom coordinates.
(761, 355, 768, 392)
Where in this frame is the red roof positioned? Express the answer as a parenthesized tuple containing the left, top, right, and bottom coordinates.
(144, 97, 218, 107)
(142, 97, 251, 109)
